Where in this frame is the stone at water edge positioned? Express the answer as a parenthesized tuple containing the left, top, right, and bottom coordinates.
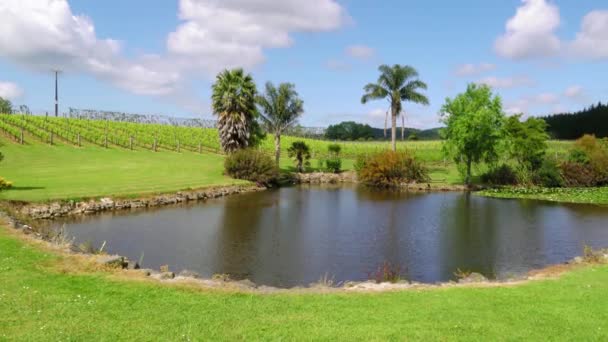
(457, 272, 488, 284)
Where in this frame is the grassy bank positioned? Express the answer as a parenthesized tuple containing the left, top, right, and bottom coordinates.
(479, 187, 608, 205)
(0, 139, 248, 202)
(1, 227, 608, 340)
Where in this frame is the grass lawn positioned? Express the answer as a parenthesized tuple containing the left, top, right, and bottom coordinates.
(1, 227, 608, 340)
(0, 139, 248, 202)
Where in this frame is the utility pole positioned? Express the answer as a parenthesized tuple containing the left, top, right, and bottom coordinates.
(54, 70, 61, 117)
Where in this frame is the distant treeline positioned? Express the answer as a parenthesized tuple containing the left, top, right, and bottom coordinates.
(325, 121, 440, 141)
(542, 102, 608, 140)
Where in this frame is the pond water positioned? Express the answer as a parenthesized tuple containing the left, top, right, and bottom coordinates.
(51, 185, 608, 287)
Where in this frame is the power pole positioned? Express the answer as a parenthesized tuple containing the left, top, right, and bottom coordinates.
(54, 70, 61, 117)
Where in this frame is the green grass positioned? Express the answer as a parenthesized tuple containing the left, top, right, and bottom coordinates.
(479, 187, 608, 205)
(0, 138, 247, 202)
(1, 228, 608, 340)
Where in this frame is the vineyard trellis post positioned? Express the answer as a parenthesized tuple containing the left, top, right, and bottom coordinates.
(77, 132, 81, 147)
(130, 136, 133, 150)
(153, 136, 157, 152)
(20, 127, 24, 144)
(177, 140, 180, 153)
(198, 142, 202, 154)
(50, 132, 54, 145)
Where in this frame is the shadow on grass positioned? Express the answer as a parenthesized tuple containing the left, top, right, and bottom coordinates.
(6, 186, 46, 191)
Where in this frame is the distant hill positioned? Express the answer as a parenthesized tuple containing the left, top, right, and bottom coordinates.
(368, 127, 442, 141)
(542, 102, 608, 139)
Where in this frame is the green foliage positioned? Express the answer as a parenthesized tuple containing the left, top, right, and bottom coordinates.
(408, 132, 419, 141)
(440, 83, 505, 185)
(0, 177, 12, 190)
(503, 115, 549, 171)
(533, 158, 564, 188)
(481, 164, 518, 186)
(212, 68, 259, 152)
(361, 64, 429, 151)
(543, 102, 608, 139)
(0, 97, 12, 114)
(256, 82, 304, 164)
(356, 151, 429, 187)
(287, 141, 311, 172)
(224, 149, 278, 186)
(480, 187, 608, 205)
(324, 143, 342, 173)
(561, 135, 608, 187)
(325, 121, 375, 140)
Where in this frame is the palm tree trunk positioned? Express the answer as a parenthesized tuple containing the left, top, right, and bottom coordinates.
(391, 107, 397, 152)
(274, 134, 281, 165)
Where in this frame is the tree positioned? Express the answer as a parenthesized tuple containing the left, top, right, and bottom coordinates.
(440, 84, 505, 185)
(503, 115, 549, 173)
(361, 65, 429, 151)
(0, 97, 12, 114)
(325, 121, 375, 141)
(256, 82, 304, 164)
(287, 141, 311, 172)
(212, 68, 259, 153)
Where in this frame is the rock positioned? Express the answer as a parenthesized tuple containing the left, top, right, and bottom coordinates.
(178, 270, 200, 278)
(96, 255, 127, 268)
(457, 272, 488, 284)
(158, 272, 175, 280)
(294, 171, 357, 184)
(138, 269, 154, 276)
(572, 256, 584, 264)
(233, 279, 257, 289)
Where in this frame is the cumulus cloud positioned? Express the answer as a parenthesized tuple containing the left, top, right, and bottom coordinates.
(476, 76, 534, 89)
(505, 85, 586, 114)
(168, 0, 348, 74)
(0, 0, 347, 112)
(345, 45, 375, 60)
(0, 81, 23, 100)
(570, 11, 608, 59)
(325, 59, 351, 71)
(494, 0, 561, 60)
(454, 63, 496, 77)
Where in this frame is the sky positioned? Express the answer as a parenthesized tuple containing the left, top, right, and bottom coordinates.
(0, 0, 606, 129)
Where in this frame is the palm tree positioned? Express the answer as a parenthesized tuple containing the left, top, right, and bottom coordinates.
(212, 68, 258, 153)
(287, 141, 311, 172)
(257, 82, 304, 164)
(361, 65, 429, 151)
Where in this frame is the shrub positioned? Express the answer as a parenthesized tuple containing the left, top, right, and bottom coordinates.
(0, 177, 12, 190)
(324, 144, 342, 173)
(368, 261, 405, 284)
(356, 151, 429, 187)
(533, 158, 563, 188)
(224, 149, 278, 186)
(559, 162, 597, 188)
(481, 164, 518, 186)
(287, 141, 311, 173)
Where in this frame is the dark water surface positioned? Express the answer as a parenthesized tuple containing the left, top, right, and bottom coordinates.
(52, 185, 608, 287)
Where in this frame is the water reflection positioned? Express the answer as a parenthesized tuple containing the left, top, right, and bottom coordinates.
(52, 186, 608, 287)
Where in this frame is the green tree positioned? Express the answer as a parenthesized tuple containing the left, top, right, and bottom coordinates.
(440, 84, 505, 185)
(503, 115, 549, 173)
(0, 97, 12, 114)
(256, 82, 304, 164)
(287, 141, 311, 172)
(361, 65, 429, 151)
(212, 69, 259, 153)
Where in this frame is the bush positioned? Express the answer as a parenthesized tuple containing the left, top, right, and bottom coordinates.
(559, 162, 597, 188)
(224, 149, 278, 186)
(287, 141, 311, 173)
(481, 164, 518, 186)
(356, 151, 429, 187)
(0, 177, 12, 190)
(533, 158, 563, 188)
(324, 144, 342, 173)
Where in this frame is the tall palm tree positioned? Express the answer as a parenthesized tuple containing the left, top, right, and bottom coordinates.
(361, 65, 429, 151)
(212, 68, 258, 153)
(256, 82, 304, 164)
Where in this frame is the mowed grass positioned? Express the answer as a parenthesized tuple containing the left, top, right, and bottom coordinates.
(1, 228, 608, 340)
(0, 137, 247, 202)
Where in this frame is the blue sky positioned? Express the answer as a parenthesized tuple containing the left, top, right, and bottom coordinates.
(0, 0, 606, 128)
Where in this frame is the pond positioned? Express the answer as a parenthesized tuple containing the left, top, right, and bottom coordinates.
(51, 185, 608, 288)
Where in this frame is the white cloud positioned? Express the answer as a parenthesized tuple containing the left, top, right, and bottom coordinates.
(368, 108, 387, 119)
(454, 63, 496, 77)
(168, 0, 348, 74)
(564, 85, 587, 101)
(345, 45, 375, 60)
(477, 76, 534, 89)
(534, 92, 559, 104)
(495, 0, 561, 60)
(0, 0, 347, 113)
(570, 10, 608, 60)
(0, 81, 23, 100)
